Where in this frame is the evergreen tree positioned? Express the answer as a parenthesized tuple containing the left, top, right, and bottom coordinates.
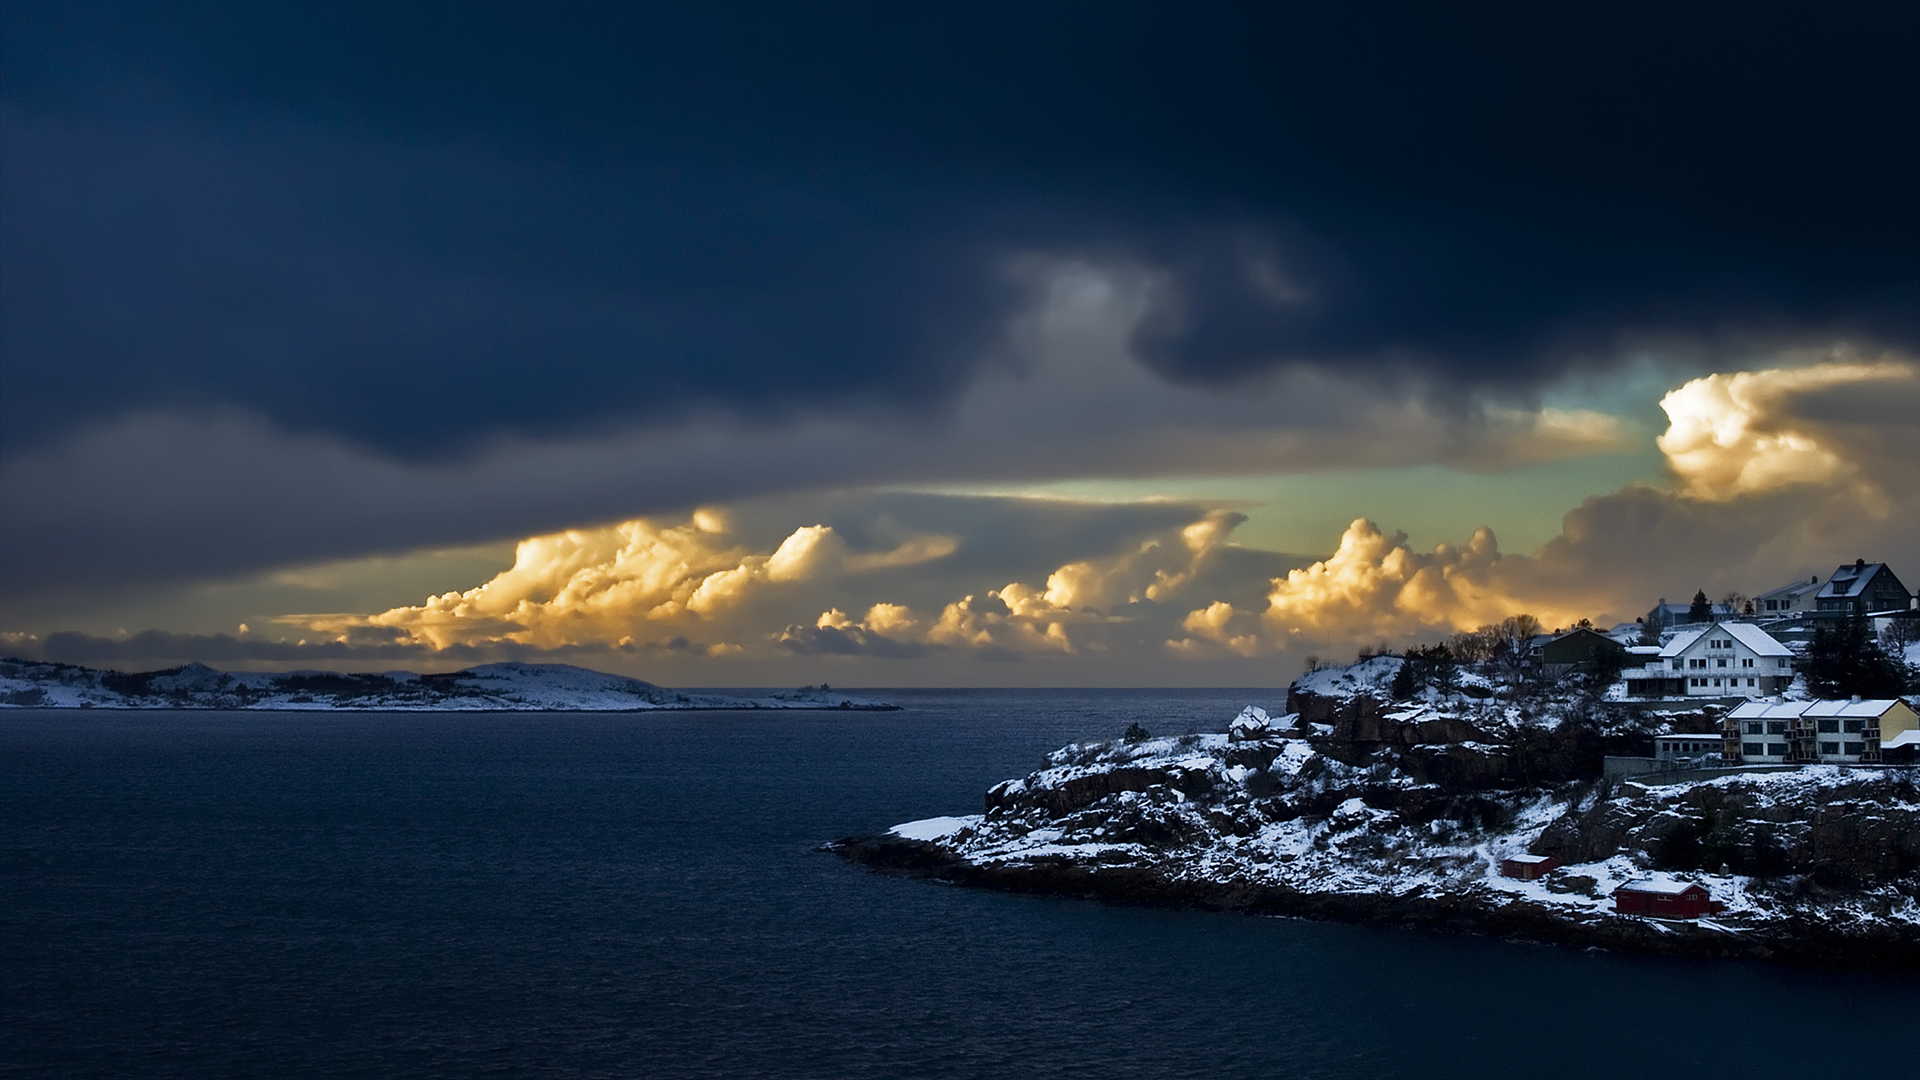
(1687, 589, 1713, 624)
(1804, 614, 1906, 698)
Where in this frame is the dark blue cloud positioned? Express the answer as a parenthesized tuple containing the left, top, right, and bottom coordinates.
(3, 2, 1915, 458)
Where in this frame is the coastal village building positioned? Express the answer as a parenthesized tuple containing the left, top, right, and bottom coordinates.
(1643, 598, 1735, 632)
(1499, 854, 1561, 880)
(1612, 880, 1722, 920)
(1726, 698, 1918, 765)
(1814, 560, 1912, 615)
(1622, 621, 1793, 699)
(1754, 576, 1821, 616)
(1653, 733, 1723, 764)
(1532, 627, 1627, 673)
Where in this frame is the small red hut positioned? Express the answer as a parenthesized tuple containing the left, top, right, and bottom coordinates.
(1611, 879, 1722, 919)
(1499, 854, 1562, 880)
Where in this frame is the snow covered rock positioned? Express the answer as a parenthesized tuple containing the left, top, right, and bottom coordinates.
(1228, 706, 1272, 741)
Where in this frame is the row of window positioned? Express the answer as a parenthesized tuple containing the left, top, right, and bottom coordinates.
(1740, 719, 1866, 735)
(1678, 657, 1788, 669)
(1742, 741, 1868, 757)
(1689, 677, 1760, 688)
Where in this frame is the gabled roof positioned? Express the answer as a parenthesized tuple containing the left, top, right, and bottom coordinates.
(1659, 621, 1791, 658)
(1818, 562, 1891, 599)
(1659, 626, 1708, 658)
(1721, 622, 1793, 657)
(1755, 578, 1820, 602)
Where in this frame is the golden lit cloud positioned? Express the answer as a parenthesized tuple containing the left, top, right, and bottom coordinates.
(1167, 600, 1263, 657)
(1656, 357, 1914, 501)
(1260, 519, 1584, 640)
(297, 512, 958, 651)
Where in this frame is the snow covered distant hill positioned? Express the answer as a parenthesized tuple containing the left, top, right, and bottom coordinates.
(0, 659, 896, 711)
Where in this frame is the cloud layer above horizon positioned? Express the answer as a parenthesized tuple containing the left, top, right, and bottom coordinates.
(9, 354, 1914, 680)
(2, 3, 1916, 681)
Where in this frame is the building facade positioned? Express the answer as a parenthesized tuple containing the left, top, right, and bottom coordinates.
(1724, 698, 1919, 764)
(1622, 621, 1794, 698)
(1754, 576, 1820, 616)
(1815, 560, 1912, 615)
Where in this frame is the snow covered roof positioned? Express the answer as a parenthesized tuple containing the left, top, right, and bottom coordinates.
(1625, 645, 1662, 655)
(1657, 621, 1790, 658)
(1504, 854, 1554, 865)
(1729, 698, 1907, 720)
(1653, 733, 1720, 742)
(1803, 699, 1906, 719)
(1882, 730, 1920, 750)
(1614, 878, 1704, 896)
(1817, 562, 1887, 599)
(1756, 578, 1820, 603)
(1728, 700, 1810, 720)
(1659, 627, 1707, 657)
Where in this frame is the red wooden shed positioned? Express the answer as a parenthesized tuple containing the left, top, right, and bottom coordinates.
(1499, 854, 1562, 880)
(1611, 879, 1722, 919)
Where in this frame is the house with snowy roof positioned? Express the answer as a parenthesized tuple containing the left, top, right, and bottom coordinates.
(1726, 698, 1918, 765)
(1621, 621, 1793, 699)
(1642, 597, 1735, 632)
(1754, 576, 1821, 616)
(1815, 560, 1912, 616)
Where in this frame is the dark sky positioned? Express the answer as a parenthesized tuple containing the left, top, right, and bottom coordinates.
(6, 1, 1915, 460)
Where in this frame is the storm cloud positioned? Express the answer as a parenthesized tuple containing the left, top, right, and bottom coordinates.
(5, 2, 1915, 460)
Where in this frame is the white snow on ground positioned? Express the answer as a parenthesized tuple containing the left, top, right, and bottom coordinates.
(890, 816, 982, 842)
(892, 712, 1920, 941)
(1292, 655, 1402, 697)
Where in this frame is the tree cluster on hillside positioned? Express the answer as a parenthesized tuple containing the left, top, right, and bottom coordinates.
(1446, 614, 1542, 663)
(1390, 643, 1460, 699)
(1805, 615, 1913, 698)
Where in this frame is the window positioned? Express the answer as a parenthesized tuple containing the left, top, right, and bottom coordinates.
(1844, 741, 1866, 755)
(1742, 658, 1753, 667)
(1767, 743, 1789, 756)
(1744, 722, 1762, 735)
(1820, 742, 1839, 755)
(1742, 742, 1764, 755)
(1818, 719, 1838, 733)
(1767, 722, 1787, 735)
(1747, 679, 1755, 687)
(1776, 659, 1788, 668)
(1844, 719, 1864, 734)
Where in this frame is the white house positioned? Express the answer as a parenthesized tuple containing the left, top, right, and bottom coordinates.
(1726, 698, 1918, 764)
(1622, 621, 1794, 698)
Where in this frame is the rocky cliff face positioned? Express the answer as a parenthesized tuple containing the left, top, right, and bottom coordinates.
(1535, 771, 1920, 885)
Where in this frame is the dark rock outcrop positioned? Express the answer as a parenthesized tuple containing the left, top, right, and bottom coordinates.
(1533, 773, 1920, 882)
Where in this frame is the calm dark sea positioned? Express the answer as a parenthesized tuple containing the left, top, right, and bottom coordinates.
(3, 689, 1913, 1079)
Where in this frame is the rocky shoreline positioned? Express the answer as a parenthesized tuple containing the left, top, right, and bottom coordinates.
(829, 659, 1920, 972)
(831, 830, 1920, 971)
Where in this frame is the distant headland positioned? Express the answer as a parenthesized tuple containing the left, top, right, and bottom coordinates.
(0, 658, 896, 712)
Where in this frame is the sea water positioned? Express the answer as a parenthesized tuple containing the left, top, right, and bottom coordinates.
(3, 689, 1912, 1078)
